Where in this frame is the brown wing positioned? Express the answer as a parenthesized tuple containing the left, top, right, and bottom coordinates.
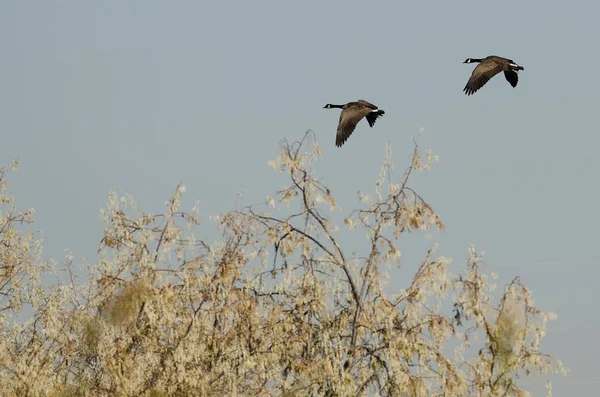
(463, 60, 504, 95)
(335, 105, 372, 147)
(504, 70, 519, 88)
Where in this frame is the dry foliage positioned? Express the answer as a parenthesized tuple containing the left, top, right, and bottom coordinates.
(0, 133, 564, 396)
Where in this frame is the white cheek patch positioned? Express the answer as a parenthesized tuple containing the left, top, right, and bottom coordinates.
(510, 63, 519, 68)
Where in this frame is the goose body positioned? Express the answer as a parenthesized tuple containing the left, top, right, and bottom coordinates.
(323, 99, 385, 147)
(463, 56, 525, 95)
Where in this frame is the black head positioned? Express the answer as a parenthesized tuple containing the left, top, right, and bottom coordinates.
(323, 104, 333, 109)
(463, 58, 475, 64)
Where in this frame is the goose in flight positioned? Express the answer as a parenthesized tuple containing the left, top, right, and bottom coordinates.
(323, 99, 385, 147)
(463, 56, 525, 95)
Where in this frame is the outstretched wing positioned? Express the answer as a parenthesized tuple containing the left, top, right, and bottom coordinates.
(463, 61, 504, 95)
(335, 106, 372, 147)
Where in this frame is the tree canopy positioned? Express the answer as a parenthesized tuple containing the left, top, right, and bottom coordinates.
(0, 133, 564, 396)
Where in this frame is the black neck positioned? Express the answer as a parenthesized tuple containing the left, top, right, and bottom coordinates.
(471, 58, 483, 63)
(329, 104, 344, 109)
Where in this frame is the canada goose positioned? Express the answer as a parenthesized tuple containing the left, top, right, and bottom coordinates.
(323, 99, 385, 147)
(463, 56, 525, 95)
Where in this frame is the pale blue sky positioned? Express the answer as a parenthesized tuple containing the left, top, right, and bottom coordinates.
(2, 1, 600, 394)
